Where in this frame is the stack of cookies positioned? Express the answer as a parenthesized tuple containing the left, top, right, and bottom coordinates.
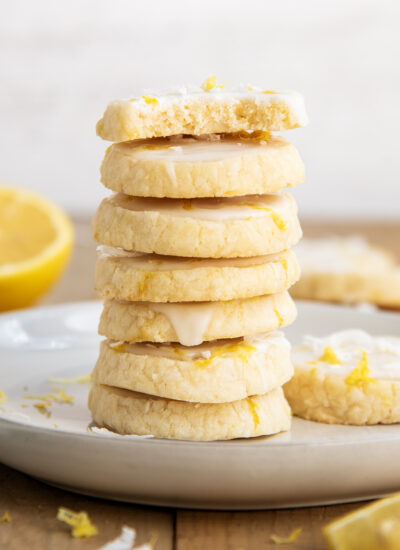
(89, 81, 308, 441)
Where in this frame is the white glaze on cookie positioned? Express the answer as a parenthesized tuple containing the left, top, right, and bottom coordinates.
(293, 330, 400, 379)
(97, 245, 283, 270)
(112, 192, 290, 221)
(109, 330, 290, 361)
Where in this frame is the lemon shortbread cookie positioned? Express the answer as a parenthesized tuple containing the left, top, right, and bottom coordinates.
(88, 383, 291, 440)
(92, 193, 301, 258)
(95, 247, 300, 302)
(101, 134, 305, 198)
(93, 332, 293, 403)
(292, 237, 400, 307)
(96, 85, 308, 142)
(284, 330, 400, 425)
(99, 291, 296, 345)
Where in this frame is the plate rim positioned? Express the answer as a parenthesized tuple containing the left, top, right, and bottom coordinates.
(1, 298, 400, 449)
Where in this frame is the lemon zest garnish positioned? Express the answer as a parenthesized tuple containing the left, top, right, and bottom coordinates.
(33, 401, 51, 408)
(280, 258, 288, 272)
(109, 342, 126, 353)
(309, 367, 317, 375)
(318, 347, 342, 365)
(247, 398, 260, 428)
(200, 75, 225, 92)
(172, 347, 187, 359)
(138, 271, 155, 294)
(273, 308, 284, 327)
(24, 390, 74, 404)
(247, 86, 253, 91)
(142, 95, 159, 105)
(345, 351, 376, 388)
(129, 97, 137, 102)
(0, 512, 11, 523)
(57, 507, 98, 538)
(263, 90, 279, 94)
(0, 391, 7, 405)
(268, 209, 287, 231)
(25, 394, 55, 401)
(52, 389, 75, 404)
(270, 527, 302, 544)
(245, 205, 287, 231)
(195, 342, 256, 368)
(48, 375, 91, 384)
(33, 402, 51, 417)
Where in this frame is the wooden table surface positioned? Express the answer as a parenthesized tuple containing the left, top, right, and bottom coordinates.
(1, 220, 400, 550)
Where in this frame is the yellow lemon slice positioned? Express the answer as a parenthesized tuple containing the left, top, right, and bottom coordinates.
(323, 494, 400, 549)
(0, 186, 73, 311)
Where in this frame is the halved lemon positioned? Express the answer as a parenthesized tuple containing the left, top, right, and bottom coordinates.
(0, 186, 74, 311)
(324, 494, 400, 549)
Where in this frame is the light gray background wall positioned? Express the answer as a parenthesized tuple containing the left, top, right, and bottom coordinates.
(1, 0, 399, 219)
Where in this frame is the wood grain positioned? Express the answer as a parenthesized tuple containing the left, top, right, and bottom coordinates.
(0, 463, 173, 550)
(1, 220, 400, 550)
(175, 504, 364, 550)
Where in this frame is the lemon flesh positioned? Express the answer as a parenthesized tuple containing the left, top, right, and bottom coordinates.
(324, 494, 400, 550)
(0, 186, 73, 311)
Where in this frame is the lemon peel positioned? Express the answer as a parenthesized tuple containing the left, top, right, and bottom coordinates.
(52, 388, 75, 404)
(200, 75, 225, 92)
(33, 402, 51, 417)
(0, 391, 7, 405)
(345, 351, 376, 388)
(25, 393, 55, 401)
(33, 401, 51, 408)
(0, 186, 73, 311)
(57, 507, 98, 538)
(244, 204, 287, 231)
(270, 527, 302, 544)
(318, 346, 342, 365)
(247, 398, 260, 428)
(195, 342, 256, 368)
(137, 272, 155, 294)
(323, 493, 400, 549)
(24, 389, 74, 404)
(268, 209, 287, 231)
(263, 90, 279, 94)
(142, 95, 159, 105)
(0, 512, 11, 523)
(109, 342, 125, 353)
(274, 308, 284, 327)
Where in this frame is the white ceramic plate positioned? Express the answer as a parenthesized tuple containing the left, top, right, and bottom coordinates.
(1, 300, 400, 510)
